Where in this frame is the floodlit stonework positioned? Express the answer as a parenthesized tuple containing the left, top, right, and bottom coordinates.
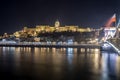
(14, 20, 94, 38)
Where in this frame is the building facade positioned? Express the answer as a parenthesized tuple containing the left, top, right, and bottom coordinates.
(14, 20, 93, 38)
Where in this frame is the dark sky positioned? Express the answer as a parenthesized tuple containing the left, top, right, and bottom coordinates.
(0, 0, 119, 34)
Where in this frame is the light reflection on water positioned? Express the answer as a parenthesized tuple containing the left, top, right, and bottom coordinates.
(0, 47, 120, 80)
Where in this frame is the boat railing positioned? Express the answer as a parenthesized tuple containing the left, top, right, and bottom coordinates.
(105, 40, 120, 55)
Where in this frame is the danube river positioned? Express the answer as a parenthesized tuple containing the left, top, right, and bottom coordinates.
(0, 47, 120, 80)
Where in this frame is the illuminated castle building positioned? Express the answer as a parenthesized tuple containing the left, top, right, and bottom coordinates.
(14, 20, 93, 38)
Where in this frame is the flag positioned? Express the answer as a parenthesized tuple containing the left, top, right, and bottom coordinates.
(105, 14, 116, 27)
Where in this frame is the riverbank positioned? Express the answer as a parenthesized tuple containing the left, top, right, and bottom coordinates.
(0, 43, 100, 48)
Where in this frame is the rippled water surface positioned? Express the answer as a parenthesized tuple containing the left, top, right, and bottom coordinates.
(0, 47, 120, 80)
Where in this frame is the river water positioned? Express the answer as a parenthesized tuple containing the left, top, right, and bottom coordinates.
(0, 47, 120, 80)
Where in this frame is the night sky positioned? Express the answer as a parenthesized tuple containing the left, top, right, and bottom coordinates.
(0, 0, 119, 34)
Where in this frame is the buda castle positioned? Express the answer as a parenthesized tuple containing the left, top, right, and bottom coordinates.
(14, 20, 93, 38)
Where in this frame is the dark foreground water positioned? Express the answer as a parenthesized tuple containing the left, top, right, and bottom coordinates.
(0, 47, 120, 80)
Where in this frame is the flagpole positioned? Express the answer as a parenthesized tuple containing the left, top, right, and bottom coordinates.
(115, 13, 117, 38)
(115, 13, 120, 38)
(116, 17, 120, 38)
(112, 13, 117, 38)
(115, 13, 117, 27)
